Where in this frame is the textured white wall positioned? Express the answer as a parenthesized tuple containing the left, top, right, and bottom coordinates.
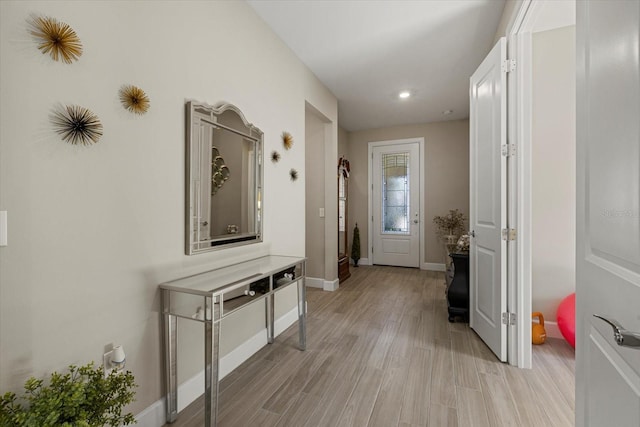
(0, 0, 336, 415)
(532, 25, 576, 321)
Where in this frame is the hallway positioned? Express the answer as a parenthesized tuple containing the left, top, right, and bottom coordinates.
(169, 265, 575, 426)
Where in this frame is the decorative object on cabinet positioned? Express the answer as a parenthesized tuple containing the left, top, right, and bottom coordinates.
(456, 234, 470, 252)
(160, 255, 307, 427)
(434, 209, 467, 267)
(289, 168, 298, 181)
(282, 131, 293, 150)
(50, 104, 103, 145)
(0, 362, 136, 426)
(338, 157, 350, 282)
(118, 84, 150, 115)
(351, 223, 361, 267)
(433, 208, 467, 238)
(446, 252, 469, 322)
(271, 150, 281, 163)
(28, 15, 82, 63)
(185, 100, 263, 255)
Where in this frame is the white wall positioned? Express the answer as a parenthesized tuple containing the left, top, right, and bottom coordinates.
(0, 0, 336, 418)
(531, 25, 576, 322)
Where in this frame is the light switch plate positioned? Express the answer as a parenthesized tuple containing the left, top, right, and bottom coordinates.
(319, 208, 325, 218)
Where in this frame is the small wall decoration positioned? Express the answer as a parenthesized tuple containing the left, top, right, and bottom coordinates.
(282, 131, 293, 150)
(338, 156, 350, 178)
(51, 104, 103, 145)
(28, 15, 83, 64)
(271, 150, 281, 163)
(119, 84, 150, 115)
(289, 168, 298, 181)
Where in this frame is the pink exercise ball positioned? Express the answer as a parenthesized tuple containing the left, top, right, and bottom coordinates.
(557, 293, 576, 348)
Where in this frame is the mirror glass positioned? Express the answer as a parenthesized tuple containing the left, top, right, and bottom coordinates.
(186, 101, 263, 254)
(338, 173, 347, 257)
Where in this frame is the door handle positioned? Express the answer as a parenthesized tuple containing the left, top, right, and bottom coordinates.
(593, 315, 640, 348)
(413, 219, 419, 224)
(470, 230, 476, 238)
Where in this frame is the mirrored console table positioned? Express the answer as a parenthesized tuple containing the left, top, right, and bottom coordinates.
(160, 255, 307, 427)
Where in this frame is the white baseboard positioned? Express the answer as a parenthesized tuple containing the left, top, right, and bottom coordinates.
(135, 307, 299, 427)
(306, 277, 339, 292)
(543, 320, 562, 339)
(306, 277, 324, 289)
(422, 262, 446, 272)
(350, 257, 369, 266)
(323, 278, 339, 292)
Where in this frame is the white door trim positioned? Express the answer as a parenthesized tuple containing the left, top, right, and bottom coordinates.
(506, 0, 571, 368)
(367, 138, 425, 269)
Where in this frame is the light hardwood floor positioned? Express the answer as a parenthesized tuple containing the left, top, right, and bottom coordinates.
(164, 265, 575, 427)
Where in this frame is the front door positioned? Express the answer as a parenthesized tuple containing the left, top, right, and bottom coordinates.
(576, 2, 640, 425)
(371, 141, 420, 268)
(469, 38, 508, 362)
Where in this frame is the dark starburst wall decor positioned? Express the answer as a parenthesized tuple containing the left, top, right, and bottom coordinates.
(271, 150, 281, 163)
(119, 84, 150, 115)
(289, 168, 298, 181)
(28, 15, 83, 64)
(282, 131, 293, 150)
(51, 104, 103, 145)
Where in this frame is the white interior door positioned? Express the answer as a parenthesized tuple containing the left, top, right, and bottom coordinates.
(576, 2, 640, 425)
(470, 38, 508, 361)
(371, 142, 420, 267)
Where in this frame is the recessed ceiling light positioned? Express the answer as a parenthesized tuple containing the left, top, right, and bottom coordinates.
(442, 109, 454, 115)
(398, 91, 411, 99)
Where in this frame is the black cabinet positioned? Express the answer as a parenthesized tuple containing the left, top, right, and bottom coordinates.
(446, 252, 469, 322)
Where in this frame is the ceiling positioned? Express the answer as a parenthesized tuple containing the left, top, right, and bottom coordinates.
(248, 0, 506, 132)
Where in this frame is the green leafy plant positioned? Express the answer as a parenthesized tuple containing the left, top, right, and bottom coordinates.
(433, 209, 467, 239)
(0, 363, 136, 427)
(351, 223, 361, 267)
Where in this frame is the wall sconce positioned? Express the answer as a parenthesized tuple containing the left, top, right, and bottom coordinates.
(103, 345, 126, 377)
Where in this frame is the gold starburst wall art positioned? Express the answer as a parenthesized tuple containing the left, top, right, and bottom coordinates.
(119, 84, 150, 115)
(282, 131, 293, 150)
(51, 104, 103, 145)
(28, 15, 83, 64)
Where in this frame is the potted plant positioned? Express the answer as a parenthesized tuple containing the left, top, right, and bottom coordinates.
(0, 362, 137, 426)
(433, 209, 467, 241)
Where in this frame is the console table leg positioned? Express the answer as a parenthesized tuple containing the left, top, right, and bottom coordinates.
(297, 277, 307, 351)
(204, 318, 220, 427)
(163, 303, 178, 423)
(266, 294, 275, 344)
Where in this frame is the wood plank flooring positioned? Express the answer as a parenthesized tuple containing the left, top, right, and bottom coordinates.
(164, 265, 575, 427)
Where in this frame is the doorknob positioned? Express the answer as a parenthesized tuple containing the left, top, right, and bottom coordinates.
(470, 230, 476, 238)
(413, 219, 419, 224)
(593, 315, 640, 348)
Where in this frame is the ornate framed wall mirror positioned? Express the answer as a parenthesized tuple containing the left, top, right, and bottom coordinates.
(185, 101, 263, 255)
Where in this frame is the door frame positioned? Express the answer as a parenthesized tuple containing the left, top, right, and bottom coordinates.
(505, 0, 575, 368)
(367, 138, 425, 269)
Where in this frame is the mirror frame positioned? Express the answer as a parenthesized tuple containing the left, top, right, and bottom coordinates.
(185, 100, 263, 255)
